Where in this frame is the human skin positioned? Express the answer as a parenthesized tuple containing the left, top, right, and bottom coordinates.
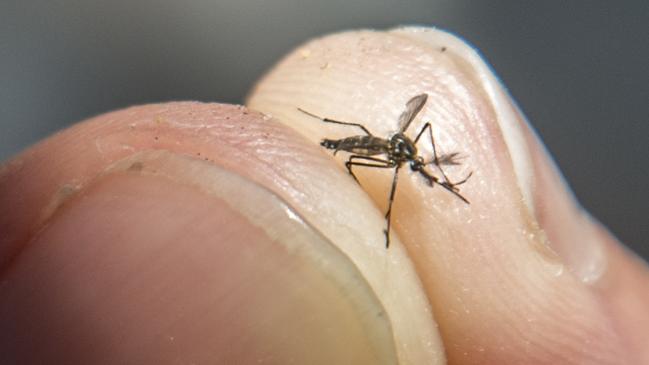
(1, 28, 648, 364)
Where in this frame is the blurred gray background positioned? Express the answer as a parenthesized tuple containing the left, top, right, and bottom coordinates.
(1, 1, 647, 259)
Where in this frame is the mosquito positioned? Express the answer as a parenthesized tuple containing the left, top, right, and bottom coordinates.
(299, 93, 472, 248)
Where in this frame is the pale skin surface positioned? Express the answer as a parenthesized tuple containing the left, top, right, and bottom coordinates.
(1, 28, 649, 364)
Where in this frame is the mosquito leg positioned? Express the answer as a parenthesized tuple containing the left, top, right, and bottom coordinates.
(342, 155, 399, 248)
(415, 124, 463, 166)
(414, 122, 438, 161)
(413, 122, 431, 143)
(414, 122, 446, 170)
(348, 155, 394, 166)
(344, 160, 360, 183)
(414, 165, 470, 204)
(453, 171, 474, 186)
(414, 122, 437, 161)
(298, 108, 373, 135)
(345, 155, 394, 183)
(384, 165, 401, 248)
(414, 122, 460, 186)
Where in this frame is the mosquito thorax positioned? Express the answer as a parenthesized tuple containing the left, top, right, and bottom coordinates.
(390, 133, 417, 161)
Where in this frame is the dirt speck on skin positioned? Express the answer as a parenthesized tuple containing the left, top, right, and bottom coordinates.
(127, 161, 144, 172)
(299, 48, 311, 59)
(40, 183, 82, 222)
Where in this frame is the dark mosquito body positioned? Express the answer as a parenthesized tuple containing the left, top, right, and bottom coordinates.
(299, 93, 471, 248)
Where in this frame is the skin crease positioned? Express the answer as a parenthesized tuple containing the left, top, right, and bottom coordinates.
(1, 28, 648, 364)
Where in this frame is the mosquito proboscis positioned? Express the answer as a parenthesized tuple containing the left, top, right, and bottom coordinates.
(299, 93, 472, 248)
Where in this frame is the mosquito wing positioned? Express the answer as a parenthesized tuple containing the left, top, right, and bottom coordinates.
(397, 93, 428, 133)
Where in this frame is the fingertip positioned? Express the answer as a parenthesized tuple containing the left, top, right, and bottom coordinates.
(248, 27, 638, 363)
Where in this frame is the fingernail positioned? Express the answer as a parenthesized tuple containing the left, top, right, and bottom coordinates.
(395, 27, 608, 284)
(525, 126, 608, 284)
(0, 151, 396, 363)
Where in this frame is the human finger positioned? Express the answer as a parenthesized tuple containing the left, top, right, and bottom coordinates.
(0, 102, 440, 363)
(247, 27, 649, 364)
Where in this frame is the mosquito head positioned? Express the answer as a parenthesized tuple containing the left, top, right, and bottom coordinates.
(410, 156, 425, 171)
(390, 133, 417, 162)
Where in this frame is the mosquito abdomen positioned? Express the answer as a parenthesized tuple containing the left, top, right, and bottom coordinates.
(321, 139, 340, 150)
